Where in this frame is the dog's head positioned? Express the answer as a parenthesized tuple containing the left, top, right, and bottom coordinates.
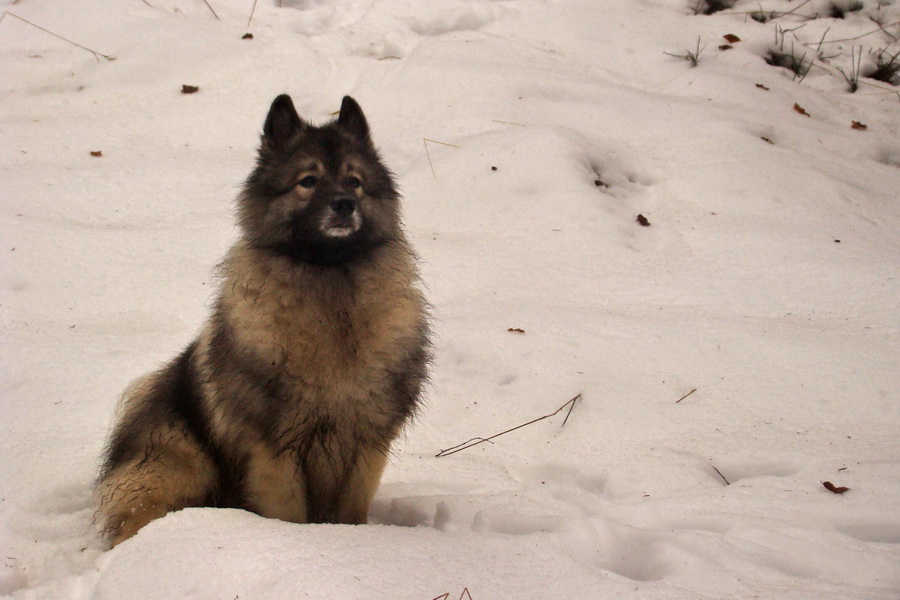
(240, 95, 402, 266)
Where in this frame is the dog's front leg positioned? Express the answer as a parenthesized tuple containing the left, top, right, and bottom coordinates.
(334, 446, 389, 524)
(244, 442, 308, 523)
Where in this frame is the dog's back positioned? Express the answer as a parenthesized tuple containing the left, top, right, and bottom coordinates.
(97, 95, 430, 546)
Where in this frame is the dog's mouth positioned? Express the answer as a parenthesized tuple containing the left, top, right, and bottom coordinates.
(321, 213, 363, 239)
(274, 208, 379, 266)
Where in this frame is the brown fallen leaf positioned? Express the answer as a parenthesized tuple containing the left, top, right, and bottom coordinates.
(851, 121, 868, 130)
(242, 33, 254, 40)
(756, 83, 770, 91)
(636, 214, 651, 227)
(823, 481, 850, 494)
(181, 84, 200, 94)
(507, 327, 526, 334)
(723, 34, 741, 43)
(594, 179, 608, 188)
(719, 44, 733, 51)
(760, 136, 774, 145)
(794, 103, 810, 117)
(90, 150, 103, 157)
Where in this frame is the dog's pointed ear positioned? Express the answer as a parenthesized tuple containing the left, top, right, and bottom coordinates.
(263, 94, 304, 151)
(337, 96, 370, 142)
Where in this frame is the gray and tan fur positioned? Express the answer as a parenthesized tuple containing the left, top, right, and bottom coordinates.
(96, 95, 431, 546)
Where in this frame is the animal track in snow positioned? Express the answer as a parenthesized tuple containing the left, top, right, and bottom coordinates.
(373, 494, 565, 537)
(352, 37, 410, 61)
(524, 463, 607, 495)
(0, 565, 27, 596)
(281, 0, 375, 35)
(875, 145, 900, 169)
(518, 463, 607, 518)
(836, 522, 900, 544)
(370, 497, 435, 528)
(371, 468, 685, 584)
(663, 517, 732, 535)
(1, 485, 103, 595)
(560, 519, 671, 582)
(12, 484, 96, 541)
(709, 460, 798, 485)
(497, 373, 516, 386)
(470, 510, 564, 536)
(581, 153, 657, 191)
(408, 8, 496, 37)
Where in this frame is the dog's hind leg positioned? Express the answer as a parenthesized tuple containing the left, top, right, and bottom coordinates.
(97, 423, 218, 546)
(97, 345, 220, 546)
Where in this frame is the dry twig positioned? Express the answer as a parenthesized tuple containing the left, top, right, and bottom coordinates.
(731, 0, 816, 22)
(711, 465, 730, 486)
(0, 11, 115, 61)
(432, 588, 474, 600)
(201, 0, 220, 20)
(436, 394, 581, 457)
(816, 20, 900, 45)
(423, 139, 436, 178)
(422, 138, 459, 179)
(675, 388, 697, 403)
(773, 0, 813, 20)
(247, 0, 259, 27)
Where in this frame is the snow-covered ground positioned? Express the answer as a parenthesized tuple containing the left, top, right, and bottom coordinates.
(2, 0, 899, 598)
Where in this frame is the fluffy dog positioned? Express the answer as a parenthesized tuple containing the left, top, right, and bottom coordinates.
(96, 95, 431, 546)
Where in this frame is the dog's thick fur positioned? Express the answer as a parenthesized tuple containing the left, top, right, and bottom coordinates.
(96, 95, 430, 546)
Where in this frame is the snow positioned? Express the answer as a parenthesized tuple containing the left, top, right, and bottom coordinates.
(2, 0, 899, 598)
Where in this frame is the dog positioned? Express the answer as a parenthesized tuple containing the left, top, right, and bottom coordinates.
(96, 94, 431, 547)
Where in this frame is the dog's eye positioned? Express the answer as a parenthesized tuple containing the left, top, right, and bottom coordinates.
(347, 176, 362, 190)
(298, 176, 318, 189)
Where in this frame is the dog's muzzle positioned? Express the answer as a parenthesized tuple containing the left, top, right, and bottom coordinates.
(322, 197, 362, 238)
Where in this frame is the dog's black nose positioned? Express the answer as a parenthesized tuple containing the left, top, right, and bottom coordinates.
(330, 197, 356, 217)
